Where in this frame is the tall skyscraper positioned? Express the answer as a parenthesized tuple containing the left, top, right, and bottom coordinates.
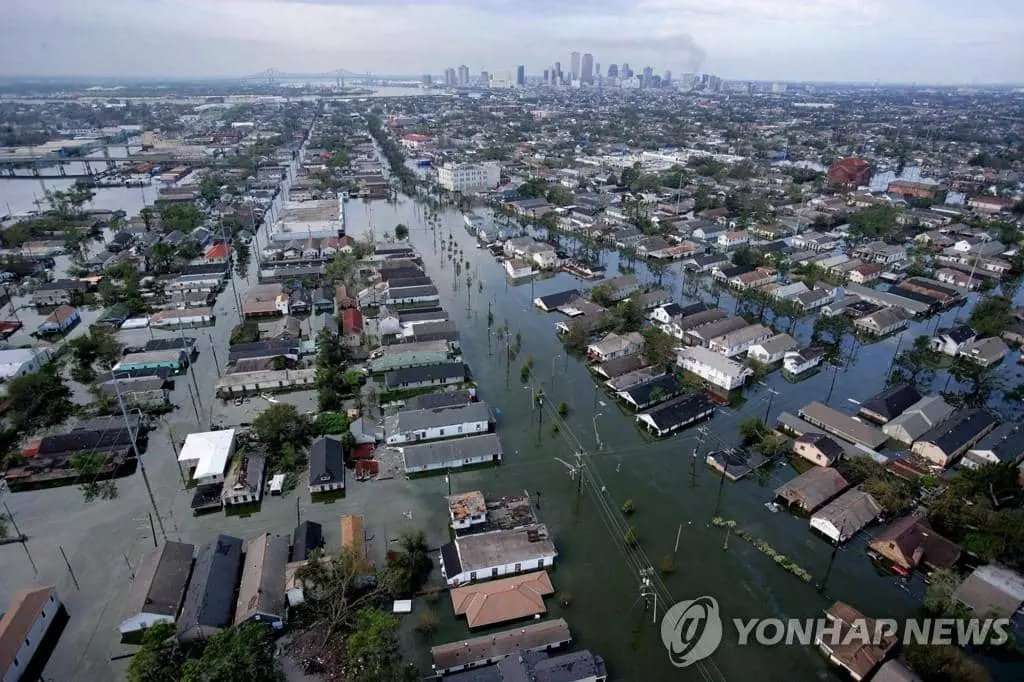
(662, 70, 672, 87)
(444, 67, 457, 86)
(457, 65, 470, 86)
(607, 64, 619, 78)
(516, 65, 525, 87)
(642, 66, 653, 88)
(594, 63, 600, 80)
(621, 63, 632, 78)
(421, 74, 432, 86)
(570, 52, 581, 80)
(480, 70, 489, 86)
(554, 61, 562, 85)
(581, 53, 594, 84)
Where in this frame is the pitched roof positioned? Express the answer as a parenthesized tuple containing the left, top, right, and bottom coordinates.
(401, 433, 502, 471)
(821, 601, 897, 679)
(385, 362, 465, 389)
(0, 586, 57, 672)
(869, 514, 960, 570)
(954, 565, 1024, 618)
(638, 393, 713, 431)
(812, 487, 883, 536)
(970, 423, 1024, 464)
(796, 433, 845, 461)
(450, 571, 554, 628)
(122, 542, 195, 621)
(916, 409, 998, 457)
(235, 533, 289, 623)
(883, 395, 954, 441)
(775, 466, 850, 511)
(177, 535, 244, 639)
(291, 521, 323, 563)
(431, 618, 571, 672)
(859, 384, 922, 422)
(309, 437, 345, 487)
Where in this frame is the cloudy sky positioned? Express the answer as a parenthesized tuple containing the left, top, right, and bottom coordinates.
(1, 0, 1021, 84)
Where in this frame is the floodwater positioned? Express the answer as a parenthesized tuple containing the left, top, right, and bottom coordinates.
(341, 195, 1018, 680)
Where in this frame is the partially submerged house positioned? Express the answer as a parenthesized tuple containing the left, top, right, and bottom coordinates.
(119, 541, 195, 635)
(177, 535, 244, 643)
(450, 571, 554, 629)
(234, 533, 289, 629)
(815, 601, 897, 681)
(775, 467, 850, 513)
(439, 525, 557, 587)
(810, 487, 883, 544)
(868, 514, 960, 572)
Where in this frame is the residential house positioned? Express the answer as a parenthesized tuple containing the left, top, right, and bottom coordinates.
(504, 259, 535, 280)
(708, 324, 772, 358)
(447, 491, 487, 531)
(911, 409, 998, 467)
(221, 453, 266, 506)
(815, 601, 897, 681)
(729, 267, 777, 290)
(858, 384, 922, 425)
(450, 572, 554, 629)
(635, 394, 716, 438)
(177, 429, 236, 485)
(31, 279, 88, 307)
(686, 316, 749, 347)
(400, 433, 503, 474)
(717, 230, 749, 248)
(954, 565, 1024, 618)
(676, 346, 753, 390)
(308, 437, 345, 493)
(234, 533, 289, 628)
(783, 347, 824, 376)
(439, 524, 557, 587)
(883, 396, 954, 445)
(369, 340, 453, 373)
(775, 467, 850, 512)
(854, 241, 906, 265)
(384, 402, 491, 445)
(847, 263, 883, 284)
(177, 535, 244, 643)
(587, 331, 644, 363)
(663, 309, 727, 340)
(854, 308, 910, 337)
(795, 286, 837, 311)
(119, 542, 195, 635)
(791, 231, 838, 252)
(341, 308, 363, 348)
(617, 374, 680, 411)
(290, 521, 323, 563)
(430, 619, 572, 675)
(385, 363, 465, 391)
(798, 402, 888, 450)
(810, 487, 883, 543)
(0, 586, 63, 681)
(931, 325, 976, 356)
(691, 223, 726, 241)
(533, 289, 580, 312)
(868, 514, 960, 572)
(36, 305, 80, 335)
(747, 334, 799, 365)
(793, 433, 845, 467)
(592, 354, 646, 380)
(595, 274, 640, 302)
(963, 423, 1024, 469)
(959, 337, 1009, 367)
(0, 347, 54, 391)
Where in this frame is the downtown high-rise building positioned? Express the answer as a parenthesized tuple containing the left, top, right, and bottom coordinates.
(553, 61, 562, 85)
(607, 64, 618, 78)
(581, 53, 594, 84)
(516, 65, 525, 86)
(457, 65, 470, 86)
(444, 67, 457, 86)
(641, 66, 653, 88)
(621, 63, 632, 78)
(662, 70, 672, 87)
(570, 51, 581, 81)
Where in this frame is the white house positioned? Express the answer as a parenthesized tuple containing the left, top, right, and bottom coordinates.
(0, 586, 63, 681)
(221, 453, 265, 506)
(809, 488, 883, 543)
(384, 402, 491, 445)
(119, 542, 195, 635)
(586, 331, 644, 363)
(400, 433, 503, 474)
(747, 333, 798, 364)
(931, 325, 976, 356)
(717, 230, 749, 248)
(783, 348, 824, 376)
(708, 324, 772, 357)
(446, 491, 488, 531)
(177, 429, 236, 484)
(504, 258, 535, 280)
(439, 524, 557, 586)
(0, 347, 54, 392)
(677, 346, 753, 390)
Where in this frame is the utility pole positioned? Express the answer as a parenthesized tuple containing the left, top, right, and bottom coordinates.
(296, 496, 301, 527)
(592, 412, 603, 450)
(713, 464, 727, 517)
(639, 567, 658, 624)
(824, 362, 840, 405)
(690, 427, 707, 487)
(536, 393, 544, 444)
(112, 371, 167, 543)
(818, 522, 846, 593)
(885, 331, 905, 379)
(764, 387, 779, 422)
(208, 334, 222, 378)
(59, 545, 80, 590)
(164, 425, 186, 487)
(2, 499, 23, 540)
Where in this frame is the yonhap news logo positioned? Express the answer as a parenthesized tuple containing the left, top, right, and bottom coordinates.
(660, 595, 1011, 667)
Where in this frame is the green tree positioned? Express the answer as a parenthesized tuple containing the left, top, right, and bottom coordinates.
(557, 401, 569, 417)
(969, 295, 1012, 337)
(71, 452, 118, 502)
(641, 326, 676, 368)
(394, 223, 409, 241)
(890, 335, 942, 388)
(180, 623, 281, 682)
(159, 204, 203, 234)
(739, 417, 768, 444)
(923, 568, 962, 616)
(233, 240, 250, 279)
(314, 412, 350, 436)
(6, 367, 73, 431)
(127, 623, 186, 682)
(199, 176, 223, 204)
(66, 327, 122, 382)
(848, 205, 899, 241)
(253, 403, 312, 452)
(346, 608, 415, 681)
(315, 328, 349, 411)
(615, 292, 645, 332)
(903, 643, 990, 682)
(545, 184, 574, 206)
(384, 530, 432, 596)
(148, 242, 176, 273)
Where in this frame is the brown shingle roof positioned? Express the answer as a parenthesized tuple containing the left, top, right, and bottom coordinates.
(0, 586, 56, 672)
(451, 571, 553, 628)
(820, 601, 897, 679)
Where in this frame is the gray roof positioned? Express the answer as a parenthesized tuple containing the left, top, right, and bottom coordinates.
(454, 524, 556, 574)
(812, 487, 883, 534)
(915, 409, 997, 457)
(309, 437, 345, 487)
(775, 466, 850, 511)
(883, 395, 955, 442)
(387, 401, 491, 435)
(799, 401, 888, 449)
(235, 533, 290, 623)
(752, 333, 798, 356)
(385, 362, 465, 389)
(177, 535, 244, 639)
(410, 389, 474, 410)
(438, 650, 607, 682)
(954, 565, 1024, 618)
(123, 541, 195, 619)
(401, 433, 503, 471)
(688, 316, 749, 342)
(970, 423, 1024, 464)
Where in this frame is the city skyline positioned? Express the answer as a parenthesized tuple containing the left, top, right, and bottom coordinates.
(1, 0, 1023, 84)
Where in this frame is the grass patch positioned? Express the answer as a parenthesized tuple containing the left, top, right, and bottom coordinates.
(310, 489, 347, 504)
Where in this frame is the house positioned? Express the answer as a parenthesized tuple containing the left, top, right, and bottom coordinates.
(815, 601, 897, 681)
(0, 347, 53, 390)
(617, 374, 680, 411)
(594, 274, 639, 301)
(450, 572, 554, 629)
(430, 618, 572, 675)
(119, 542, 195, 635)
(677, 346, 753, 390)
(747, 333, 798, 364)
(99, 376, 170, 410)
(586, 331, 643, 363)
(686, 316, 749, 347)
(854, 308, 909, 337)
(384, 402, 491, 445)
(447, 491, 488, 531)
(858, 384, 922, 425)
(504, 259, 535, 280)
(177, 535, 244, 643)
(791, 231, 838, 252)
(954, 565, 1024, 618)
(386, 363, 466, 391)
(855, 241, 906, 265)
(30, 279, 89, 307)
(663, 309, 727, 340)
(810, 487, 883, 543)
(305, 436, 346, 493)
(177, 429, 236, 484)
(798, 402, 888, 450)
(635, 394, 715, 438)
(828, 157, 871, 189)
(221, 451, 265, 506)
(290, 521, 323, 563)
(847, 263, 883, 284)
(717, 230, 749, 248)
(911, 409, 998, 468)
(774, 467, 850, 512)
(931, 325, 976, 356)
(234, 533, 289, 628)
(533, 289, 580, 312)
(935, 267, 981, 290)
(783, 347, 824, 376)
(793, 433, 845, 467)
(369, 340, 453, 373)
(400, 433, 503, 474)
(260, 316, 302, 341)
(113, 349, 188, 374)
(708, 324, 772, 358)
(882, 395, 953, 444)
(36, 305, 80, 335)
(963, 423, 1024, 469)
(0, 586, 63, 681)
(795, 286, 837, 311)
(730, 267, 777, 290)
(868, 514, 960, 572)
(340, 515, 368, 565)
(959, 336, 1009, 367)
(439, 524, 557, 587)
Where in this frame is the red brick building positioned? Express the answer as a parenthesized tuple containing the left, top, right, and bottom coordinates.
(888, 180, 942, 200)
(827, 158, 871, 189)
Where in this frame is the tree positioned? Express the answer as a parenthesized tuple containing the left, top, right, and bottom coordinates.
(557, 401, 569, 417)
(739, 417, 768, 444)
(71, 452, 118, 502)
(384, 530, 432, 596)
(731, 245, 764, 268)
(233, 240, 250, 278)
(394, 223, 409, 241)
(127, 623, 186, 682)
(641, 326, 676, 368)
(66, 327, 121, 382)
(923, 568, 962, 616)
(890, 335, 942, 388)
(180, 623, 281, 682)
(903, 643, 990, 682)
(969, 295, 1012, 338)
(314, 412, 350, 436)
(624, 526, 638, 547)
(621, 499, 636, 515)
(199, 176, 223, 204)
(615, 292, 645, 332)
(315, 328, 349, 411)
(415, 609, 439, 635)
(148, 242, 176, 273)
(159, 204, 203, 234)
(848, 205, 898, 241)
(346, 608, 415, 681)
(6, 367, 73, 431)
(253, 403, 312, 453)
(545, 185, 574, 207)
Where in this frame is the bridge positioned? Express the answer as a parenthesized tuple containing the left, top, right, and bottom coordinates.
(243, 68, 376, 86)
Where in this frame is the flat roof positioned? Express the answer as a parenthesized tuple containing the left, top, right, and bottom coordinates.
(401, 433, 502, 470)
(799, 402, 888, 449)
(431, 618, 571, 672)
(455, 524, 556, 574)
(179, 429, 235, 479)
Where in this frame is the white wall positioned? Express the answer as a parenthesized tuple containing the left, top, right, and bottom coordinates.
(119, 611, 174, 635)
(446, 554, 555, 586)
(3, 590, 61, 682)
(387, 419, 490, 446)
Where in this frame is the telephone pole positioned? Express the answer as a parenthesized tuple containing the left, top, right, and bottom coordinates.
(818, 522, 846, 593)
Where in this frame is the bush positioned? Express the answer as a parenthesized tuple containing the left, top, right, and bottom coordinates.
(313, 411, 350, 436)
(520, 365, 531, 382)
(621, 499, 636, 516)
(624, 526, 638, 547)
(557, 401, 569, 417)
(415, 609, 439, 635)
(660, 554, 677, 574)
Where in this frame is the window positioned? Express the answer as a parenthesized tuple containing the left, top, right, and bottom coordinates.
(439, 429, 445, 436)
(514, 563, 521, 572)
(25, 638, 30, 647)
(491, 567, 498, 577)
(538, 558, 545, 567)
(470, 572, 477, 580)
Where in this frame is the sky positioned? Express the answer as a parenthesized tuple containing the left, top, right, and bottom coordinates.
(1, 0, 1022, 84)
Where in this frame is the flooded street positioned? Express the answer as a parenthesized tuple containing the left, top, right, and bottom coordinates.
(341, 196, 964, 680)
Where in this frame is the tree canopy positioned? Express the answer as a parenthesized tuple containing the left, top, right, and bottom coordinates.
(6, 366, 73, 432)
(180, 623, 281, 682)
(253, 403, 312, 452)
(968, 295, 1012, 338)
